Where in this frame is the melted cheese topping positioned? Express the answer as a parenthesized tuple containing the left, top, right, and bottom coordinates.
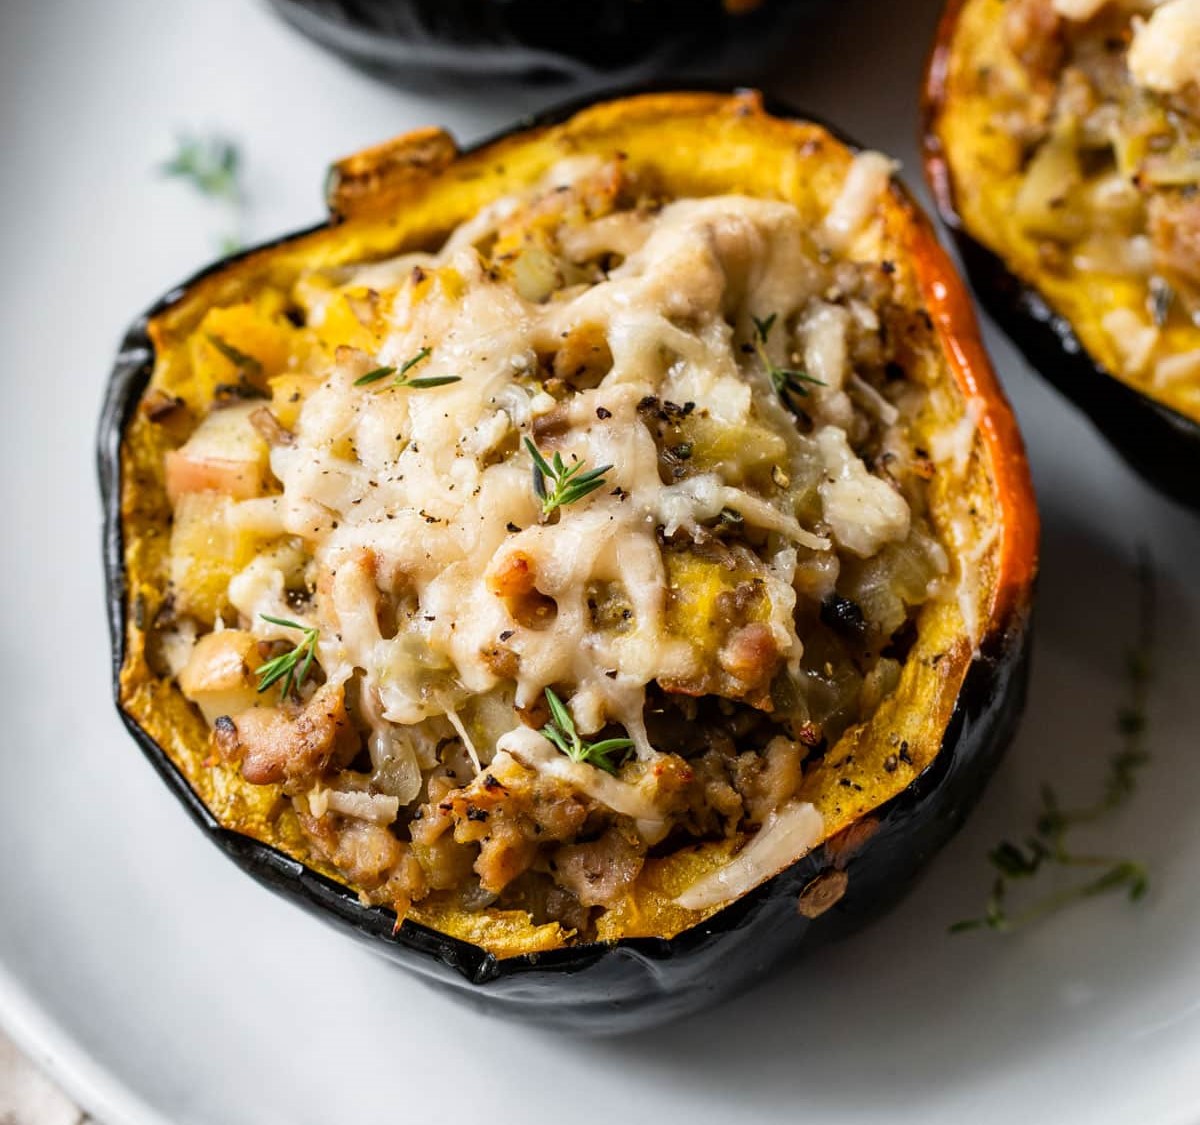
(250, 160, 920, 763)
(162, 150, 963, 930)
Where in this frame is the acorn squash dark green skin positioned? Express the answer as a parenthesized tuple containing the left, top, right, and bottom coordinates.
(100, 92, 1037, 1033)
(265, 0, 813, 85)
(921, 12, 1200, 514)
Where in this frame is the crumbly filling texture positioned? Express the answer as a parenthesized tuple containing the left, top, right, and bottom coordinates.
(969, 0, 1200, 399)
(145, 153, 957, 937)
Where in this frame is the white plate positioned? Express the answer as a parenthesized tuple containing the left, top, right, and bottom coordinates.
(2, 0, 1199, 1121)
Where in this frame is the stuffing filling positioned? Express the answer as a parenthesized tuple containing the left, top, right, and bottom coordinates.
(144, 154, 958, 939)
(971, 0, 1200, 398)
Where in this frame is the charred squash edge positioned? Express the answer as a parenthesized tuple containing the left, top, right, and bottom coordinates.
(100, 88, 1038, 1030)
(922, 0, 1200, 512)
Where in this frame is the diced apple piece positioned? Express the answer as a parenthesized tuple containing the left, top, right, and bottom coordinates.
(165, 402, 270, 504)
(165, 452, 263, 503)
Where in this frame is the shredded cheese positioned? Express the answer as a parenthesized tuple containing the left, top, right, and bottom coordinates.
(255, 168, 917, 772)
(823, 152, 896, 252)
(1128, 0, 1200, 95)
(674, 801, 824, 910)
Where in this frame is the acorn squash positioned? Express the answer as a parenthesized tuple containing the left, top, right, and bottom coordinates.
(923, 0, 1200, 510)
(266, 0, 811, 83)
(101, 90, 1038, 1032)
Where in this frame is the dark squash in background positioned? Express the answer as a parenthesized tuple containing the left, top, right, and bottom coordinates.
(101, 91, 1038, 1033)
(266, 0, 815, 84)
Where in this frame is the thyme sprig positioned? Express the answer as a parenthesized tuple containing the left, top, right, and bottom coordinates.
(256, 615, 320, 700)
(354, 347, 461, 389)
(206, 333, 263, 379)
(541, 688, 634, 776)
(752, 313, 824, 403)
(951, 551, 1155, 934)
(525, 438, 612, 516)
(160, 134, 246, 253)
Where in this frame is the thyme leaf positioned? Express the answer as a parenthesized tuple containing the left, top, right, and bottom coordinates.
(160, 133, 246, 252)
(951, 550, 1155, 934)
(162, 135, 241, 200)
(752, 313, 824, 403)
(256, 614, 320, 700)
(404, 375, 463, 389)
(540, 688, 634, 775)
(354, 366, 396, 386)
(392, 347, 431, 383)
(524, 438, 612, 516)
(206, 333, 263, 379)
(354, 347, 461, 389)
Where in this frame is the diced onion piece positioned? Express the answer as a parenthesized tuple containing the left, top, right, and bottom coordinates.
(1013, 131, 1085, 241)
(325, 790, 401, 826)
(1072, 234, 1154, 277)
(817, 427, 910, 558)
(1139, 155, 1200, 189)
(1102, 308, 1159, 377)
(307, 785, 330, 818)
(372, 750, 424, 805)
(509, 244, 562, 303)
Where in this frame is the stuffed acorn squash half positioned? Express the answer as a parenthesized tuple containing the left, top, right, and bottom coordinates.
(102, 91, 1037, 1032)
(924, 0, 1200, 509)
